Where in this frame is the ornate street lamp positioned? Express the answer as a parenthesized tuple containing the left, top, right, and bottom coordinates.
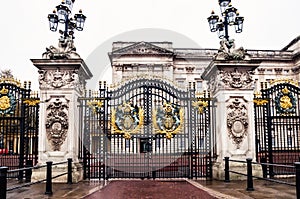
(207, 0, 244, 42)
(47, 0, 86, 39)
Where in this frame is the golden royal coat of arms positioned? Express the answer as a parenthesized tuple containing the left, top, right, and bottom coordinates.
(275, 87, 296, 115)
(111, 102, 144, 139)
(0, 87, 17, 115)
(153, 102, 184, 139)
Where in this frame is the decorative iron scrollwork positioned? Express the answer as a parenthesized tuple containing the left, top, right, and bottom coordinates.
(192, 99, 208, 114)
(87, 99, 103, 114)
(153, 102, 184, 139)
(275, 87, 296, 115)
(0, 87, 17, 115)
(111, 102, 144, 139)
(23, 98, 40, 106)
(253, 99, 269, 106)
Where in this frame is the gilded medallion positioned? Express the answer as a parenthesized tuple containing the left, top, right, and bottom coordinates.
(275, 87, 296, 115)
(0, 87, 17, 115)
(153, 102, 184, 139)
(111, 102, 144, 139)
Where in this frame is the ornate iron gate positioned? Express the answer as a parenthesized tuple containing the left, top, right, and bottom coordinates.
(79, 78, 212, 179)
(0, 79, 39, 178)
(254, 81, 300, 176)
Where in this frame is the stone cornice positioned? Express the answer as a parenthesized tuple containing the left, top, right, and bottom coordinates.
(31, 59, 93, 80)
(202, 59, 262, 80)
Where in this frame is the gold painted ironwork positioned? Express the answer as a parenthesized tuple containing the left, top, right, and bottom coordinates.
(253, 99, 269, 106)
(270, 79, 298, 87)
(279, 87, 292, 110)
(87, 99, 104, 113)
(280, 96, 292, 109)
(275, 86, 296, 115)
(192, 99, 209, 114)
(282, 87, 290, 95)
(111, 102, 144, 139)
(153, 102, 184, 139)
(0, 88, 8, 95)
(23, 98, 40, 106)
(0, 87, 17, 115)
(0, 78, 21, 87)
(0, 96, 10, 110)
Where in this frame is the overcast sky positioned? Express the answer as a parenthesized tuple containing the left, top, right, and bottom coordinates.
(1, 0, 299, 89)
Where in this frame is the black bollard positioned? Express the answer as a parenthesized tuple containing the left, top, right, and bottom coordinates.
(67, 158, 72, 184)
(224, 157, 230, 182)
(0, 167, 8, 199)
(45, 161, 53, 195)
(246, 158, 254, 191)
(25, 160, 33, 183)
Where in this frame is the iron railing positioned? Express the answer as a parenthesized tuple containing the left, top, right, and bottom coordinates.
(224, 157, 300, 199)
(0, 158, 73, 199)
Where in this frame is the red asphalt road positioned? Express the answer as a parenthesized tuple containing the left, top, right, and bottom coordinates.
(84, 180, 217, 199)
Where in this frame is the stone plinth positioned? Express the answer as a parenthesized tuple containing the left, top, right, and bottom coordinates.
(202, 59, 262, 180)
(31, 58, 92, 182)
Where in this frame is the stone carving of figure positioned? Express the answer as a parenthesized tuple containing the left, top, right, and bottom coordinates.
(216, 39, 249, 60)
(42, 36, 80, 59)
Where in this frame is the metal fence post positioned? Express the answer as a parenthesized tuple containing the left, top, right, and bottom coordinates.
(224, 157, 230, 182)
(260, 157, 267, 178)
(295, 162, 300, 199)
(0, 167, 8, 199)
(25, 159, 33, 183)
(67, 158, 72, 184)
(45, 161, 53, 195)
(246, 158, 254, 191)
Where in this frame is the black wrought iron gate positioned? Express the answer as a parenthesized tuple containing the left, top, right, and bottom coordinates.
(80, 78, 212, 179)
(254, 82, 300, 176)
(0, 79, 39, 178)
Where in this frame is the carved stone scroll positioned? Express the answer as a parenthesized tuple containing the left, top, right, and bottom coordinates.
(45, 97, 69, 151)
(227, 98, 248, 148)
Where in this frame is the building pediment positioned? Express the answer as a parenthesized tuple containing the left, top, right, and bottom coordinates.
(109, 41, 174, 57)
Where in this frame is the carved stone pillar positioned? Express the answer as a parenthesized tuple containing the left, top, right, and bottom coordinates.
(202, 59, 261, 180)
(31, 58, 92, 182)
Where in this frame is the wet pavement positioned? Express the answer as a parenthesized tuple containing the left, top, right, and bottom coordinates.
(6, 178, 296, 199)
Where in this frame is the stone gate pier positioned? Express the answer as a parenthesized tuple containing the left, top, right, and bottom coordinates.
(31, 39, 92, 182)
(202, 52, 262, 180)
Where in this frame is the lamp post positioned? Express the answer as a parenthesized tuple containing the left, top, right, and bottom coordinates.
(47, 0, 86, 39)
(207, 0, 244, 42)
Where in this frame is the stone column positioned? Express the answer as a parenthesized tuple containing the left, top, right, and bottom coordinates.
(31, 58, 92, 182)
(202, 57, 261, 180)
